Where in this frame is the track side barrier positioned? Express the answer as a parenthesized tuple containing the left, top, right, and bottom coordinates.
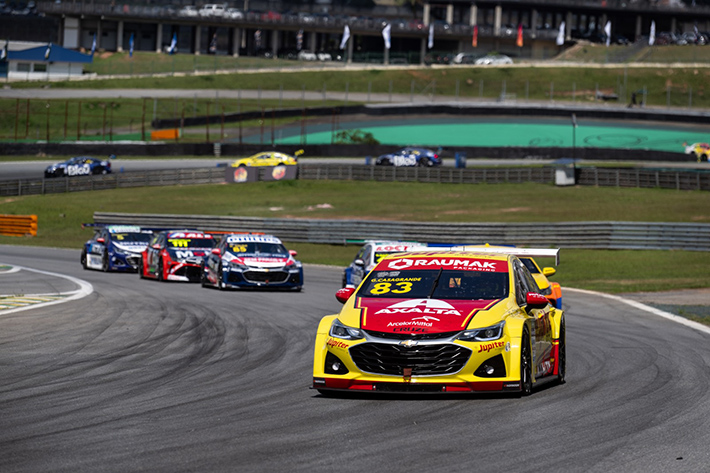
(0, 214, 38, 237)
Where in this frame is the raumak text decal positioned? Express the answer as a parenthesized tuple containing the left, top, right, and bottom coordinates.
(380, 257, 505, 273)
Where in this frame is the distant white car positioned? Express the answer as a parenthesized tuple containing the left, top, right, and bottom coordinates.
(316, 51, 332, 61)
(179, 5, 198, 17)
(474, 54, 513, 65)
(226, 7, 243, 19)
(298, 50, 317, 61)
(199, 4, 226, 17)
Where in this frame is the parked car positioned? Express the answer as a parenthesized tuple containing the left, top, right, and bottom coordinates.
(475, 54, 513, 65)
(298, 50, 318, 61)
(199, 3, 226, 17)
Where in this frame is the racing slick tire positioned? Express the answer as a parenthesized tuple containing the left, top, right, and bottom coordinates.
(101, 252, 109, 272)
(80, 250, 87, 270)
(557, 320, 566, 385)
(378, 159, 392, 166)
(518, 329, 533, 397)
(157, 260, 164, 282)
(217, 268, 225, 291)
(418, 157, 431, 167)
(200, 264, 209, 288)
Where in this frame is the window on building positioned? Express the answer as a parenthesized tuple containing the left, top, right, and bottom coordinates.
(16, 63, 30, 72)
(34, 63, 47, 72)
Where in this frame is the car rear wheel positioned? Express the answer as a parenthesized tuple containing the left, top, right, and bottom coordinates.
(217, 268, 225, 290)
(557, 320, 566, 385)
(101, 252, 109, 272)
(158, 260, 164, 281)
(379, 159, 391, 166)
(418, 157, 430, 167)
(139, 258, 146, 279)
(519, 329, 533, 396)
(80, 250, 87, 270)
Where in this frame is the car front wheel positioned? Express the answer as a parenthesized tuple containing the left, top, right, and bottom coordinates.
(519, 329, 533, 396)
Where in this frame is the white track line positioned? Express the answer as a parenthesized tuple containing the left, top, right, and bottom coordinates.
(567, 287, 710, 336)
(0, 265, 94, 315)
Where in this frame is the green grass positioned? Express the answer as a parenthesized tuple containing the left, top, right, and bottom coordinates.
(10, 62, 710, 109)
(1, 180, 710, 297)
(0, 97, 353, 143)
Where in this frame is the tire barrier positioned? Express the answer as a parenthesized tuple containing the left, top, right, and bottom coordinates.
(0, 214, 38, 237)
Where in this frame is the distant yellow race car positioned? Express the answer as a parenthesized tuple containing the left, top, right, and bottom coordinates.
(313, 248, 566, 396)
(684, 142, 710, 162)
(230, 150, 302, 167)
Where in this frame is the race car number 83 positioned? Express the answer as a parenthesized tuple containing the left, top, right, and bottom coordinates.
(369, 282, 412, 295)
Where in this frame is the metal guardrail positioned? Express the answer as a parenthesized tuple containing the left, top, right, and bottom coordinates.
(2, 164, 710, 197)
(92, 212, 710, 251)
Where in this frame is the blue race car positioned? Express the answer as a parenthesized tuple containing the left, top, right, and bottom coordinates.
(81, 225, 153, 272)
(375, 147, 442, 167)
(45, 155, 114, 178)
(201, 234, 303, 291)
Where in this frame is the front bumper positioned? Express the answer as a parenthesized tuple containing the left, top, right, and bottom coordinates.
(313, 330, 525, 394)
(222, 266, 303, 289)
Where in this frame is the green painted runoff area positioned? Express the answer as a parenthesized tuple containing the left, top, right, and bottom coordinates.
(269, 118, 710, 153)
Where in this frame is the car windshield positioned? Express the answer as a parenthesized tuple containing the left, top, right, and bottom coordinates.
(228, 242, 287, 255)
(167, 237, 213, 249)
(112, 232, 152, 243)
(358, 269, 509, 300)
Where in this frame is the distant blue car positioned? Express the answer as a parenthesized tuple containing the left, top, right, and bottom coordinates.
(201, 234, 303, 291)
(45, 155, 114, 178)
(81, 225, 152, 272)
(375, 147, 442, 167)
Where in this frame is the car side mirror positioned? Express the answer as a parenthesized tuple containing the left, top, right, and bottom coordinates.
(96, 238, 105, 244)
(354, 258, 365, 267)
(542, 267, 556, 277)
(211, 248, 221, 256)
(526, 292, 549, 309)
(289, 249, 298, 257)
(336, 287, 355, 304)
(152, 244, 161, 250)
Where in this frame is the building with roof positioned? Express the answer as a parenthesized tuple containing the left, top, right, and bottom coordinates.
(1, 41, 92, 81)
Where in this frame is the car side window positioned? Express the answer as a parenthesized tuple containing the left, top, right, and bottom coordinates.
(362, 245, 373, 265)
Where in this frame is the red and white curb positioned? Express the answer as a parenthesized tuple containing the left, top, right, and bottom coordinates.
(0, 265, 94, 315)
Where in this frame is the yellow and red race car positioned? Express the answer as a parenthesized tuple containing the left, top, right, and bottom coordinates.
(313, 249, 565, 396)
(684, 142, 710, 162)
(230, 150, 302, 167)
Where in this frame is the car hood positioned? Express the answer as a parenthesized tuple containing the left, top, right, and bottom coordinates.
(113, 242, 148, 254)
(166, 248, 211, 261)
(341, 297, 503, 334)
(225, 252, 293, 268)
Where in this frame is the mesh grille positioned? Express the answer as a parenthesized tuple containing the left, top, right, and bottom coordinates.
(243, 270, 289, 283)
(350, 343, 471, 376)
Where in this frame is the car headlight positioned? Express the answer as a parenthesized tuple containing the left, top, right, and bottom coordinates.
(329, 319, 364, 340)
(229, 261, 248, 270)
(458, 321, 505, 342)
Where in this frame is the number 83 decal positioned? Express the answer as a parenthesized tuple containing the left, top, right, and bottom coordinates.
(370, 282, 413, 295)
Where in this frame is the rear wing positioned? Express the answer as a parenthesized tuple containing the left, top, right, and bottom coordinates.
(450, 246, 560, 266)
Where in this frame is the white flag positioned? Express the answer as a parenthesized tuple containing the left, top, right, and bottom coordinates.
(428, 24, 434, 49)
(340, 25, 350, 50)
(44, 43, 52, 59)
(382, 24, 391, 50)
(556, 21, 566, 46)
(604, 21, 611, 47)
(168, 33, 177, 54)
(649, 21, 656, 46)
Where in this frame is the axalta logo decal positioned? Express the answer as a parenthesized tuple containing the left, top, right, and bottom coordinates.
(376, 299, 462, 317)
(386, 258, 499, 272)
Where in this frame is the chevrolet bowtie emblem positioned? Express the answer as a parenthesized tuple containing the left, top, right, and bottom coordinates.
(400, 340, 418, 348)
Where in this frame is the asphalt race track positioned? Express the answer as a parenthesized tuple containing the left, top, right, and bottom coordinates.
(1, 245, 710, 473)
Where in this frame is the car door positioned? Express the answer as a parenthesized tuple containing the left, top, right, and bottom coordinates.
(514, 259, 554, 379)
(146, 233, 164, 274)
